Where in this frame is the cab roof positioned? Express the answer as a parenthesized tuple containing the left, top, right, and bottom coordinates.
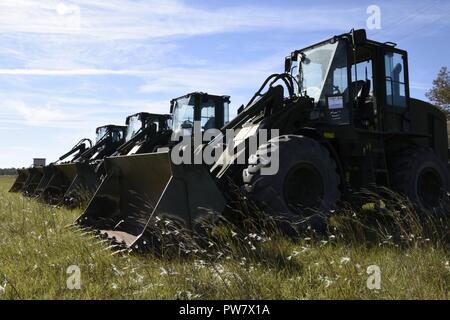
(95, 124, 127, 132)
(288, 29, 407, 59)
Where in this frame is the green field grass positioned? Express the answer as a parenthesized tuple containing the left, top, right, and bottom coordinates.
(0, 176, 448, 299)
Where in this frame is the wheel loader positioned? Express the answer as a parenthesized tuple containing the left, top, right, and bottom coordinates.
(77, 29, 449, 249)
(76, 92, 230, 246)
(37, 125, 126, 204)
(14, 138, 92, 196)
(64, 92, 228, 208)
(62, 113, 172, 207)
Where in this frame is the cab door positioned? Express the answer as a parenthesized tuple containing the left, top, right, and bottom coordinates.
(349, 45, 378, 130)
(381, 49, 410, 132)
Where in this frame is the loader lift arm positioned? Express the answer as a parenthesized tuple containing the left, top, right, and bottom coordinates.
(57, 138, 93, 163)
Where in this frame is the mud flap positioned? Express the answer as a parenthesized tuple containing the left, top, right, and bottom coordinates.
(9, 169, 30, 193)
(76, 152, 226, 248)
(41, 163, 77, 204)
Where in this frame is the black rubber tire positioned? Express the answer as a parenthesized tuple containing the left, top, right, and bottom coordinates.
(389, 147, 450, 209)
(243, 135, 341, 228)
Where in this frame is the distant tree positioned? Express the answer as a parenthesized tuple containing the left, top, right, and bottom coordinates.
(0, 168, 17, 175)
(426, 67, 450, 118)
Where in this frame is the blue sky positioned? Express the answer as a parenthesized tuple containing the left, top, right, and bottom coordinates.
(0, 0, 449, 167)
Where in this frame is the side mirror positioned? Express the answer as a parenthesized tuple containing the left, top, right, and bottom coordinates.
(351, 29, 367, 47)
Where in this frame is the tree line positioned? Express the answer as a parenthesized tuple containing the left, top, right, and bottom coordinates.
(0, 168, 17, 175)
(427, 67, 450, 118)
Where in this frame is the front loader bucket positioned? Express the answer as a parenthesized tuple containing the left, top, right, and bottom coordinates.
(9, 169, 30, 193)
(22, 167, 44, 196)
(76, 152, 226, 249)
(63, 162, 102, 207)
(41, 163, 77, 204)
(33, 165, 56, 196)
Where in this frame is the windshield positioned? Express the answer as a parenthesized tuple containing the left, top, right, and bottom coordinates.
(95, 127, 108, 144)
(172, 96, 195, 132)
(172, 95, 224, 134)
(299, 41, 348, 105)
(125, 115, 143, 142)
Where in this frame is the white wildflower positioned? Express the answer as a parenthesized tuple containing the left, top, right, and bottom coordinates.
(0, 280, 7, 294)
(111, 264, 124, 276)
(340, 257, 351, 264)
(160, 267, 168, 275)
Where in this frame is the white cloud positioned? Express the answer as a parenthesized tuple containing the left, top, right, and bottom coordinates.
(410, 81, 430, 92)
(0, 68, 155, 76)
(3, 99, 85, 127)
(2, 1, 445, 77)
(137, 64, 275, 100)
(56, 2, 79, 16)
(0, 0, 447, 168)
(0, 0, 361, 40)
(2, 0, 446, 42)
(0, 0, 361, 84)
(1, 94, 172, 128)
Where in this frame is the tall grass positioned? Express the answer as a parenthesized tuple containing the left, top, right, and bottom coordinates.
(0, 176, 448, 299)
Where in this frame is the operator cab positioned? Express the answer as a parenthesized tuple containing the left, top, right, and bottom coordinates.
(124, 113, 172, 142)
(85, 125, 126, 161)
(170, 92, 230, 136)
(95, 125, 126, 144)
(285, 29, 410, 132)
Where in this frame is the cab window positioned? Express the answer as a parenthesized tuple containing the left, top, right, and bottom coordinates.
(385, 52, 406, 107)
(351, 59, 373, 95)
(112, 130, 124, 142)
(200, 99, 216, 130)
(172, 97, 195, 131)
